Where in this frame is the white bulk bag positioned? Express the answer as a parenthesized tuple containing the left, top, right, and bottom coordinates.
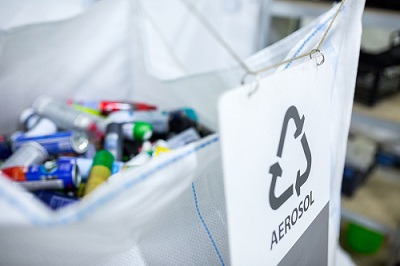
(0, 0, 88, 29)
(0, 0, 267, 134)
(0, 0, 365, 265)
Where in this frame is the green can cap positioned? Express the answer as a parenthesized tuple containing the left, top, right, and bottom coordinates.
(93, 150, 114, 170)
(133, 121, 153, 140)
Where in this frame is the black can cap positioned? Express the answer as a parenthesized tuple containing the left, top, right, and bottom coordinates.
(106, 122, 122, 134)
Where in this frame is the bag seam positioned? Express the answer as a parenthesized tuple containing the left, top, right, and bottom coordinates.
(0, 135, 220, 226)
(192, 182, 225, 266)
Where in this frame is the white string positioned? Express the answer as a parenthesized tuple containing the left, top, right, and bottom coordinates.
(138, 1, 188, 73)
(177, 0, 254, 74)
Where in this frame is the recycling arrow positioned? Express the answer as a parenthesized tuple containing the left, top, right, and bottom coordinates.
(269, 105, 312, 210)
(295, 134, 311, 196)
(269, 162, 293, 210)
(277, 106, 305, 157)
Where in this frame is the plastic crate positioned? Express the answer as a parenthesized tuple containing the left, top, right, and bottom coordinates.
(354, 31, 400, 106)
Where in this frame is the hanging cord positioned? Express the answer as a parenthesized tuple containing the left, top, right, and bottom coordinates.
(316, 0, 346, 51)
(179, 0, 346, 78)
(250, 0, 346, 77)
(177, 0, 254, 74)
(249, 50, 317, 77)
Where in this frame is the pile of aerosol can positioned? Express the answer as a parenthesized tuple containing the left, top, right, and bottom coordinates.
(0, 96, 213, 210)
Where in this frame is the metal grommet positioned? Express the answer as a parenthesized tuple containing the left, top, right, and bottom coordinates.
(248, 74, 261, 97)
(241, 72, 255, 85)
(240, 72, 261, 97)
(310, 49, 325, 66)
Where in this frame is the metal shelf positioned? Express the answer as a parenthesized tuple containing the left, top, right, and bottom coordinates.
(271, 0, 400, 30)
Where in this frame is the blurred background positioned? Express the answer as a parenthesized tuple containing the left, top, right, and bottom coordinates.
(267, 1, 399, 265)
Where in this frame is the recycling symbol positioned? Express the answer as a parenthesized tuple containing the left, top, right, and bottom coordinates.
(269, 106, 312, 210)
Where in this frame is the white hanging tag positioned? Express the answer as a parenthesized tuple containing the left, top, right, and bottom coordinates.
(219, 58, 333, 265)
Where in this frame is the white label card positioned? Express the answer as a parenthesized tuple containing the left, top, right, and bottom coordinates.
(219, 58, 333, 265)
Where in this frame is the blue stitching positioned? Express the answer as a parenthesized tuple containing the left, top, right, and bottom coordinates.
(1, 135, 219, 226)
(192, 182, 225, 266)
